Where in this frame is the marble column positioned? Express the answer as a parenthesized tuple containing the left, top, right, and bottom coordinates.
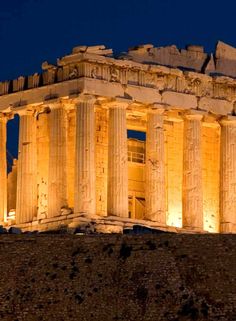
(182, 113, 203, 230)
(48, 103, 68, 218)
(145, 107, 165, 223)
(0, 114, 7, 223)
(16, 111, 37, 224)
(107, 100, 129, 217)
(74, 95, 96, 215)
(220, 117, 236, 232)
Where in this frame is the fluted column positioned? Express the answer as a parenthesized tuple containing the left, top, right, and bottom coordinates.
(74, 95, 96, 215)
(182, 113, 203, 230)
(16, 111, 37, 224)
(220, 117, 236, 232)
(0, 114, 7, 223)
(48, 103, 68, 218)
(145, 107, 165, 223)
(107, 99, 129, 217)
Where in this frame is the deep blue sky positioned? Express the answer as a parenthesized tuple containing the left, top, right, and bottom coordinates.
(5, 0, 236, 159)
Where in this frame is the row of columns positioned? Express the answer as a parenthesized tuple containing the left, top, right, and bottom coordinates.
(14, 96, 98, 224)
(1, 97, 236, 232)
(145, 111, 236, 232)
(13, 97, 131, 223)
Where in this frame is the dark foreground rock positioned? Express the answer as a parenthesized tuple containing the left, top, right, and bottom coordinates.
(0, 234, 235, 321)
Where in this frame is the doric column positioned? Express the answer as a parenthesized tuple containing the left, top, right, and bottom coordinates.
(145, 107, 165, 223)
(48, 103, 68, 218)
(202, 116, 220, 233)
(16, 110, 37, 224)
(220, 117, 236, 232)
(107, 99, 129, 217)
(74, 95, 96, 215)
(37, 109, 50, 218)
(0, 114, 7, 223)
(182, 113, 203, 230)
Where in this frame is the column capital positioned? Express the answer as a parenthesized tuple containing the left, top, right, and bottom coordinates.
(165, 110, 183, 123)
(219, 115, 236, 126)
(0, 113, 9, 122)
(17, 109, 36, 117)
(46, 101, 64, 110)
(11, 103, 37, 116)
(147, 104, 166, 115)
(147, 102, 167, 112)
(73, 94, 96, 105)
(183, 110, 205, 121)
(106, 98, 132, 109)
(203, 114, 221, 128)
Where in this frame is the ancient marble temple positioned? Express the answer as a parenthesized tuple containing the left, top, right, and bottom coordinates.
(3, 40, 236, 233)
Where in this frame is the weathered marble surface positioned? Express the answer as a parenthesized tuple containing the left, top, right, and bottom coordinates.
(3, 41, 236, 234)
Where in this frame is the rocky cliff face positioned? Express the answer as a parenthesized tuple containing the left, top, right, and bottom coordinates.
(0, 234, 236, 321)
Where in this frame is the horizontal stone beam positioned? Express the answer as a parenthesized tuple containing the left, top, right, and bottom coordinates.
(0, 77, 233, 118)
(198, 97, 233, 115)
(162, 91, 198, 109)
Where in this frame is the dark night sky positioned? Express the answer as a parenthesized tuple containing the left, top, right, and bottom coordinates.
(4, 0, 236, 159)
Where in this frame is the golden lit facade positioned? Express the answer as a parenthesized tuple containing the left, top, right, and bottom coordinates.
(2, 42, 236, 233)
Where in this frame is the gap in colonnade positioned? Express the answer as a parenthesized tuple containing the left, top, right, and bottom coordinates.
(7, 115, 19, 173)
(127, 129, 146, 141)
(127, 129, 146, 219)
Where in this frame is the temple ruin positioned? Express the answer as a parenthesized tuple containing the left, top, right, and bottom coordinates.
(2, 40, 236, 233)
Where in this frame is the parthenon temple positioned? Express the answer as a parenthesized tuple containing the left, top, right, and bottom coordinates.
(3, 40, 236, 233)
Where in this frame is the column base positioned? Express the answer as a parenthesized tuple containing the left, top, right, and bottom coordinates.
(182, 225, 204, 232)
(143, 216, 166, 226)
(220, 222, 236, 233)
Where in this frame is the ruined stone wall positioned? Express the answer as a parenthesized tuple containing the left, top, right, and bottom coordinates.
(1, 234, 236, 321)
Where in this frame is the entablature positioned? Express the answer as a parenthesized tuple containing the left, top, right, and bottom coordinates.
(1, 44, 236, 116)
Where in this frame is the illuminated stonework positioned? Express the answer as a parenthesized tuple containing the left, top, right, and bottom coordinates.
(2, 41, 236, 233)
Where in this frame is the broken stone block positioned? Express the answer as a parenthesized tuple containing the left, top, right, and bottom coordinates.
(8, 227, 22, 234)
(0, 226, 7, 234)
(61, 207, 73, 215)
